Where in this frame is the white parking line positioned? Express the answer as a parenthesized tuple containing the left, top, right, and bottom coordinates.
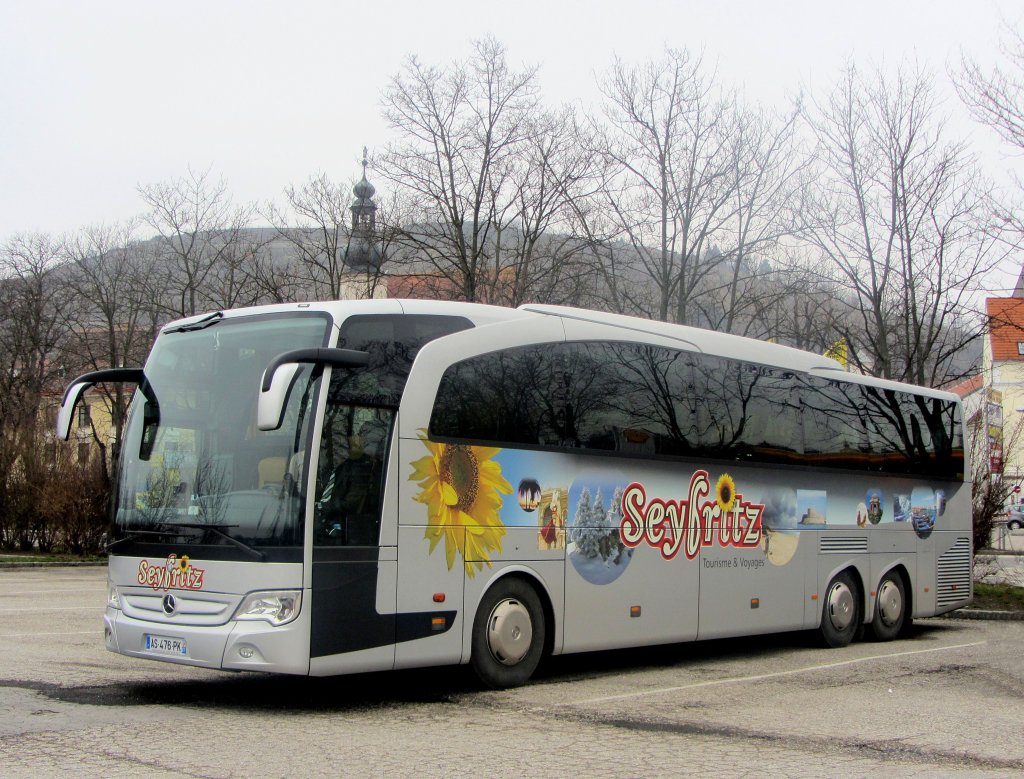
(0, 606, 105, 613)
(0, 630, 98, 638)
(552, 640, 989, 707)
(0, 589, 106, 596)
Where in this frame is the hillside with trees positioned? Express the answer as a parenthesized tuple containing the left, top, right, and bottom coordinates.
(0, 38, 1019, 554)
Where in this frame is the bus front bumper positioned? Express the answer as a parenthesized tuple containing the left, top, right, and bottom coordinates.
(104, 605, 311, 675)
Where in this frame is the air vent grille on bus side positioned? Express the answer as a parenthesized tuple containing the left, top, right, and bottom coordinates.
(936, 537, 972, 609)
(819, 537, 868, 554)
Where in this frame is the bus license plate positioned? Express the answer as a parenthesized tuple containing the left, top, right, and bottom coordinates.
(145, 634, 187, 656)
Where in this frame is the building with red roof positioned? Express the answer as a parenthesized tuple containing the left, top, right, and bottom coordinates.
(960, 297, 1024, 481)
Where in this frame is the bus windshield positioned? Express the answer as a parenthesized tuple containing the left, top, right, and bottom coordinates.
(113, 313, 330, 552)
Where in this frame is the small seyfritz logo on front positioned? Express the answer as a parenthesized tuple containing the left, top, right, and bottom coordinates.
(137, 554, 205, 591)
(619, 470, 764, 560)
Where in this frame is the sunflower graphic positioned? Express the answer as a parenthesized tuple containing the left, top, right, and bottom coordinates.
(716, 473, 737, 513)
(409, 432, 511, 577)
(177, 555, 190, 573)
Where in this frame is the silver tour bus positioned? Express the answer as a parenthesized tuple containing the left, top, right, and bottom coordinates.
(58, 299, 969, 688)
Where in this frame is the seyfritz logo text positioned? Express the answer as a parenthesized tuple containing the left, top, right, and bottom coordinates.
(619, 470, 764, 560)
(137, 554, 205, 591)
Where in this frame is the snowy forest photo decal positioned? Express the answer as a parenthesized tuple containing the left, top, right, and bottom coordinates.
(568, 481, 633, 585)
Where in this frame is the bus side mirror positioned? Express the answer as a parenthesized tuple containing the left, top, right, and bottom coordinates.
(258, 348, 370, 432)
(56, 368, 146, 440)
(57, 381, 92, 440)
(258, 363, 302, 432)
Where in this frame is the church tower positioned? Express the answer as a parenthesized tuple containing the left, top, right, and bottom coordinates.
(344, 147, 381, 272)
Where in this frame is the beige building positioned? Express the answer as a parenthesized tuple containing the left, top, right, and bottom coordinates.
(952, 297, 1024, 483)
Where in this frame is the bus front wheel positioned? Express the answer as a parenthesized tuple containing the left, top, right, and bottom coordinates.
(820, 571, 861, 648)
(471, 578, 545, 689)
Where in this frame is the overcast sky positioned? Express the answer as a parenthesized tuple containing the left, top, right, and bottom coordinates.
(1, 0, 1021, 244)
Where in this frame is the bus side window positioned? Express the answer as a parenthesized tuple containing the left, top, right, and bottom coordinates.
(799, 376, 864, 470)
(430, 344, 562, 446)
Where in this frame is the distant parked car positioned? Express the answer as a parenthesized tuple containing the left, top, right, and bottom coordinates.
(1005, 503, 1024, 530)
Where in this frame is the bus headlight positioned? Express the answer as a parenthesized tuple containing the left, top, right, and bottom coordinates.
(107, 582, 121, 609)
(234, 590, 302, 626)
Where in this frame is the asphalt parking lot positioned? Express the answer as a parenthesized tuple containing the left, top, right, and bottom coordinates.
(1, 566, 1023, 778)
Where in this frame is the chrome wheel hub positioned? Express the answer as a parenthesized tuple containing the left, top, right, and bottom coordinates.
(827, 581, 855, 631)
(877, 580, 902, 626)
(486, 598, 533, 666)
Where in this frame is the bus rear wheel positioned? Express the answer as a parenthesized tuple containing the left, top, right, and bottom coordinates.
(820, 571, 861, 648)
(471, 578, 545, 689)
(869, 571, 906, 641)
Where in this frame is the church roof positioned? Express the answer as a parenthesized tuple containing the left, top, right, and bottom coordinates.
(353, 174, 375, 201)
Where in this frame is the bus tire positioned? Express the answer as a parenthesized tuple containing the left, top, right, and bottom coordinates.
(869, 570, 906, 641)
(820, 571, 860, 648)
(471, 578, 545, 689)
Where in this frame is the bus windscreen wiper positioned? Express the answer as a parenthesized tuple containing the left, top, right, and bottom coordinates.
(166, 311, 224, 333)
(105, 528, 184, 553)
(155, 522, 266, 561)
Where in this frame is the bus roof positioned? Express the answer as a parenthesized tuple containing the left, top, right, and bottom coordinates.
(160, 299, 957, 401)
(519, 303, 844, 374)
(159, 298, 534, 335)
(519, 304, 958, 401)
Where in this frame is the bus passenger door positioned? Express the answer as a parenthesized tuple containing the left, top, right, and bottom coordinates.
(308, 404, 398, 675)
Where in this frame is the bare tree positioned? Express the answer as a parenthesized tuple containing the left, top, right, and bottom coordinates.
(0, 233, 72, 549)
(379, 37, 537, 302)
(594, 48, 739, 323)
(379, 37, 596, 305)
(762, 254, 843, 352)
(266, 174, 356, 300)
(805, 64, 1010, 386)
(956, 23, 1024, 154)
(0, 233, 69, 388)
(716, 103, 811, 335)
(488, 107, 606, 307)
(138, 168, 263, 317)
(62, 221, 162, 472)
(955, 23, 1024, 256)
(201, 227, 276, 310)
